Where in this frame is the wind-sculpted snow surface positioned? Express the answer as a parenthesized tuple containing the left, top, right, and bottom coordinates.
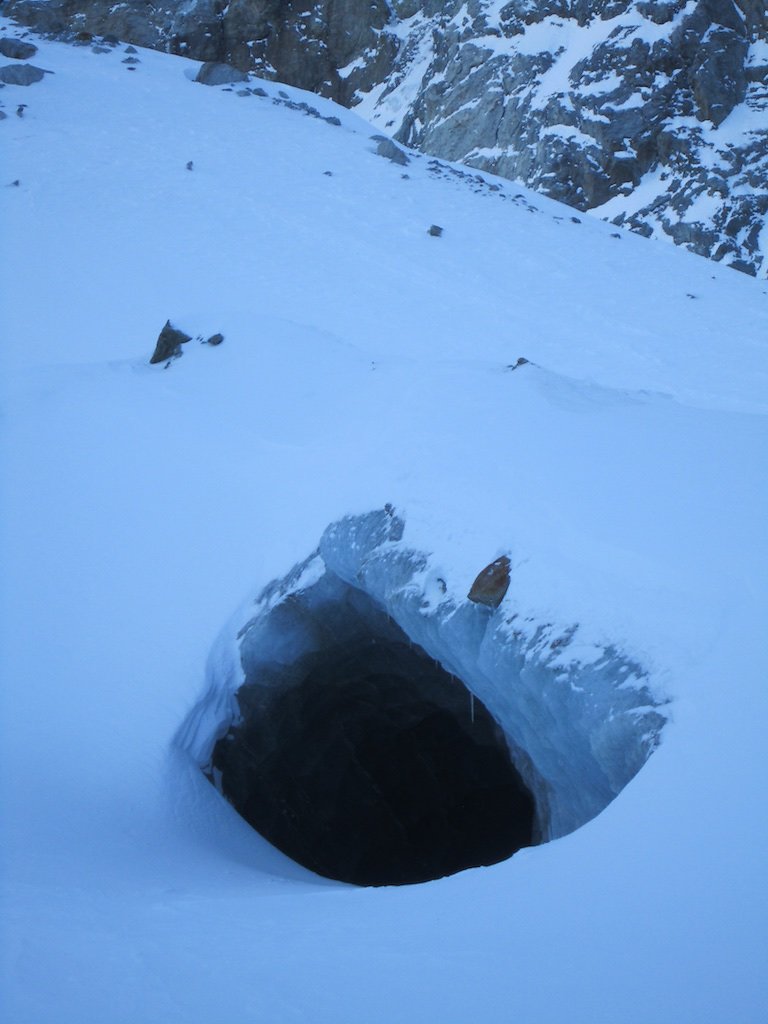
(5, 0, 767, 275)
(180, 507, 665, 866)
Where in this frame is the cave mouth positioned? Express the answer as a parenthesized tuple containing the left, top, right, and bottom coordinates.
(181, 509, 666, 882)
(211, 634, 536, 887)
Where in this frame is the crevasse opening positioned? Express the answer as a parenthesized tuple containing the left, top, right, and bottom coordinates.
(177, 508, 665, 886)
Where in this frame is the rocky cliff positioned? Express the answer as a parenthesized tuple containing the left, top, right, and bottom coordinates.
(4, 0, 766, 275)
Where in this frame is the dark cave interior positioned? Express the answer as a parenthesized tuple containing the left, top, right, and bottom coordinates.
(212, 624, 536, 886)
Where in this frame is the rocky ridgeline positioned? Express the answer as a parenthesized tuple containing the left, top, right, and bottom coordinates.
(4, 0, 767, 276)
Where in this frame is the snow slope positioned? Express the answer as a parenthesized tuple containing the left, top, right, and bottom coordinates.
(7, 0, 766, 276)
(1, 24, 767, 1023)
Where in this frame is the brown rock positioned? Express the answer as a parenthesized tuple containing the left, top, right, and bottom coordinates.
(468, 555, 511, 609)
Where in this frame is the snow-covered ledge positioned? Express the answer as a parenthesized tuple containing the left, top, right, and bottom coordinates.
(177, 507, 666, 882)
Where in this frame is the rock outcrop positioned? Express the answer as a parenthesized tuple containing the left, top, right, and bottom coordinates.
(0, 61, 46, 85)
(4, 0, 767, 275)
(194, 60, 248, 86)
(149, 320, 192, 364)
(371, 133, 410, 165)
(0, 35, 37, 58)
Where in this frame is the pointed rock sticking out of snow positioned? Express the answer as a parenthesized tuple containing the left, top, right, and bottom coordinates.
(149, 320, 192, 364)
(468, 555, 511, 608)
(195, 61, 248, 86)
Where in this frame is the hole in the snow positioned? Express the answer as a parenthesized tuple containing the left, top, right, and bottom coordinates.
(179, 508, 665, 888)
(211, 633, 536, 886)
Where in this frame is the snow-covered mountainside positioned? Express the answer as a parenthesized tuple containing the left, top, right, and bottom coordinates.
(1, 18, 767, 1023)
(4, 0, 767, 277)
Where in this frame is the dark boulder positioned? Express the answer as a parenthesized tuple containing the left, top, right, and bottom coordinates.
(0, 38, 38, 59)
(0, 63, 47, 86)
(149, 321, 192, 364)
(195, 61, 249, 86)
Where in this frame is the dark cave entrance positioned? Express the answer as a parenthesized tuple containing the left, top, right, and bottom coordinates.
(211, 630, 536, 886)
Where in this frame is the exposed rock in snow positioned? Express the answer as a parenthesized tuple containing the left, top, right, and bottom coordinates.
(0, 61, 46, 85)
(468, 555, 511, 608)
(4, 0, 766, 275)
(0, 35, 37, 59)
(178, 509, 667, 872)
(195, 60, 249, 86)
(371, 133, 410, 165)
(149, 320, 192, 364)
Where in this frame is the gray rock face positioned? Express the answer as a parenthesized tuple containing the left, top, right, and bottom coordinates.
(1, 0, 398, 103)
(380, 0, 767, 276)
(219, 0, 397, 105)
(6, 1, 165, 49)
(4, 0, 767, 276)
(0, 62, 46, 85)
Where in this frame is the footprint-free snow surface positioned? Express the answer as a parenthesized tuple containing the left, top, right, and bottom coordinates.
(1, 22, 767, 1024)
